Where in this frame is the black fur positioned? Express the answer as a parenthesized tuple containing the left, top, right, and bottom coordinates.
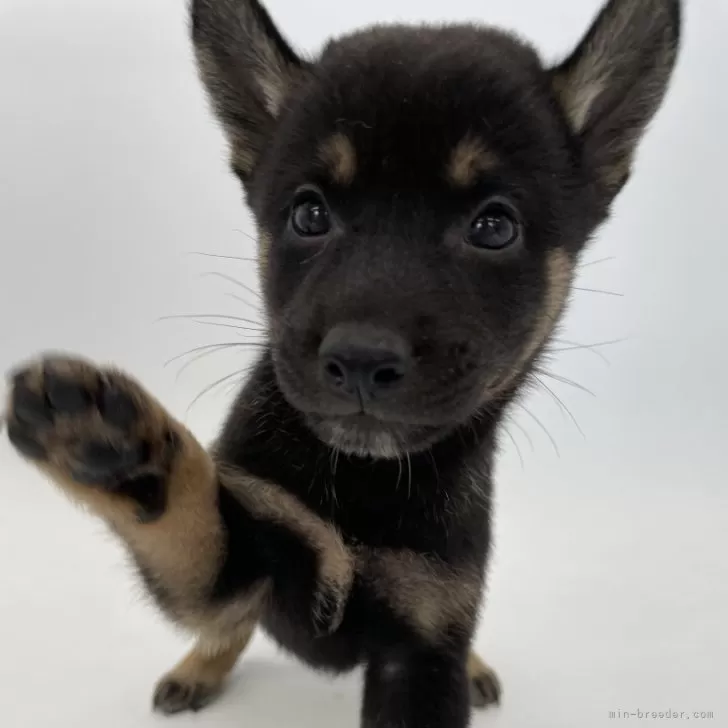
(187, 1, 682, 726)
(214, 480, 338, 638)
(214, 353, 495, 672)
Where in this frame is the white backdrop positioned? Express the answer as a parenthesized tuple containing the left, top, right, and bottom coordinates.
(0, 1, 726, 727)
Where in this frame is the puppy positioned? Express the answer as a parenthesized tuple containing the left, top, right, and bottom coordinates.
(5, 1, 681, 726)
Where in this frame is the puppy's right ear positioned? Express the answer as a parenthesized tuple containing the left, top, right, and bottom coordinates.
(191, 0, 308, 182)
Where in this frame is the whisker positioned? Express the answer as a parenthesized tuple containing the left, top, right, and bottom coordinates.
(550, 347, 608, 365)
(164, 321, 265, 337)
(185, 319, 267, 336)
(158, 313, 264, 328)
(300, 243, 330, 266)
(172, 343, 242, 381)
(164, 342, 254, 367)
(573, 286, 624, 297)
(506, 413, 535, 453)
(517, 404, 560, 457)
(406, 452, 413, 501)
(534, 375, 585, 438)
(232, 228, 259, 244)
(428, 450, 441, 488)
(535, 368, 596, 397)
(330, 457, 340, 508)
(503, 426, 525, 469)
(186, 369, 247, 415)
(201, 271, 264, 302)
(189, 251, 258, 264)
(328, 447, 341, 508)
(549, 337, 625, 364)
(225, 293, 264, 314)
(333, 447, 341, 479)
(579, 255, 615, 269)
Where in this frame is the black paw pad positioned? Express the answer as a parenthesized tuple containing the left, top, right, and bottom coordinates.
(99, 383, 138, 430)
(119, 474, 167, 523)
(153, 679, 218, 715)
(12, 379, 52, 428)
(70, 440, 149, 486)
(44, 368, 93, 415)
(7, 422, 48, 460)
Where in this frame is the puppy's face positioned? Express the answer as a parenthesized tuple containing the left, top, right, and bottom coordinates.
(192, 0, 680, 457)
(253, 28, 592, 457)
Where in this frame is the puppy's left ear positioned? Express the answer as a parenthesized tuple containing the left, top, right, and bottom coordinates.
(551, 0, 681, 196)
(191, 0, 309, 183)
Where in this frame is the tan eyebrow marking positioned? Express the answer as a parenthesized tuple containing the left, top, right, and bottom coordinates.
(318, 132, 357, 186)
(447, 135, 499, 188)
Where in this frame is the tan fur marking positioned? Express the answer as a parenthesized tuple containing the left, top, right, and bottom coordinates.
(467, 651, 502, 707)
(552, 0, 676, 135)
(246, 17, 298, 118)
(602, 154, 633, 191)
(54, 456, 265, 635)
(230, 137, 257, 178)
(447, 135, 499, 188)
(117, 434, 222, 604)
(255, 70, 286, 118)
(31, 391, 225, 609)
(360, 549, 482, 641)
(551, 1, 632, 133)
(490, 247, 573, 394)
(552, 74, 605, 133)
(318, 132, 357, 186)
(176, 582, 269, 642)
(467, 652, 495, 682)
(258, 228, 272, 283)
(6, 358, 268, 635)
(193, 46, 256, 177)
(219, 465, 354, 596)
(157, 625, 255, 695)
(8, 357, 351, 639)
(522, 246, 573, 365)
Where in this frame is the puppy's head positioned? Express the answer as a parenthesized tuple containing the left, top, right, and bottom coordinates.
(191, 0, 680, 458)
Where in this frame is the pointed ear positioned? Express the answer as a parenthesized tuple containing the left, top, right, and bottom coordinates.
(551, 0, 681, 195)
(191, 0, 309, 182)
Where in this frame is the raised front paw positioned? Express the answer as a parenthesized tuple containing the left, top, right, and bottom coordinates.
(5, 355, 178, 521)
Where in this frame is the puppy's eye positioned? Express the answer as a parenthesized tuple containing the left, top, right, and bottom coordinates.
(467, 204, 521, 250)
(290, 194, 331, 238)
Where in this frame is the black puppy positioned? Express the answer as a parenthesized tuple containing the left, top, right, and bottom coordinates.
(5, 1, 681, 725)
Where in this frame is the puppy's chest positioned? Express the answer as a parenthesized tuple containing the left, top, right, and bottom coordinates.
(316, 478, 461, 555)
(263, 463, 488, 650)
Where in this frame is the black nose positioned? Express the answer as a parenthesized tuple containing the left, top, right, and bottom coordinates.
(319, 324, 410, 401)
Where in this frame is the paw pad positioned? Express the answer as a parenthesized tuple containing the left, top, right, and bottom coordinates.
(5, 355, 175, 493)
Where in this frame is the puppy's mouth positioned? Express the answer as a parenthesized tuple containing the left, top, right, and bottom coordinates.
(271, 344, 492, 457)
(305, 412, 445, 460)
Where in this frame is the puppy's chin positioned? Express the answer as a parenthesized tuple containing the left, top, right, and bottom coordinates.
(306, 414, 449, 460)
